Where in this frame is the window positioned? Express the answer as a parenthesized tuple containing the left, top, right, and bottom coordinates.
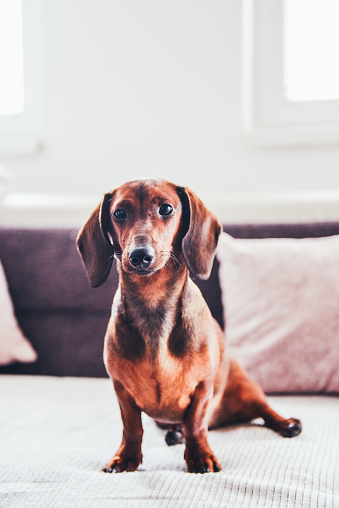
(0, 0, 43, 155)
(0, 0, 24, 115)
(285, 0, 339, 102)
(242, 0, 339, 146)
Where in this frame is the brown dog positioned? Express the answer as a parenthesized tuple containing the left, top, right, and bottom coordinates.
(77, 178, 301, 474)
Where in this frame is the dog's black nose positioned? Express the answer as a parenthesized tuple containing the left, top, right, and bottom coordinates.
(129, 247, 155, 269)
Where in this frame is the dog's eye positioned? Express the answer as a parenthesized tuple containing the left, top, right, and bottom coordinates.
(159, 203, 173, 216)
(113, 209, 127, 220)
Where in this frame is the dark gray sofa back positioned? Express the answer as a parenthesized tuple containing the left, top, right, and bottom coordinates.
(1, 222, 339, 377)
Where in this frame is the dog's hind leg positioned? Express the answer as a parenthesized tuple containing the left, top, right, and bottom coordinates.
(208, 358, 302, 438)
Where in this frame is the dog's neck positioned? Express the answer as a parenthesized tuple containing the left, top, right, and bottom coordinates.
(117, 260, 189, 344)
(119, 262, 188, 310)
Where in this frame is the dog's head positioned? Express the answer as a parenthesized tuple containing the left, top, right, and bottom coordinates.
(77, 179, 221, 287)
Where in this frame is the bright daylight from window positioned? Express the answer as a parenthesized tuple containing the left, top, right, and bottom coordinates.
(0, 0, 24, 115)
(285, 0, 339, 102)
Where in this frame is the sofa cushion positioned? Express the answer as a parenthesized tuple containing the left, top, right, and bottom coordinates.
(217, 232, 339, 393)
(1, 376, 338, 506)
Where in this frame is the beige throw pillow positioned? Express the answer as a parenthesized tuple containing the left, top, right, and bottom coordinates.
(217, 232, 339, 393)
(0, 260, 37, 365)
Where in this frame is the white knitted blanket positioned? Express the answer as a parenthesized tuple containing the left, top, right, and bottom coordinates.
(1, 376, 338, 508)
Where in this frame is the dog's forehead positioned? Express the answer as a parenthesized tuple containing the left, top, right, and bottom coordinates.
(113, 179, 180, 205)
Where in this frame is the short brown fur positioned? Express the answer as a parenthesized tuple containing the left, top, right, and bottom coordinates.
(77, 179, 301, 474)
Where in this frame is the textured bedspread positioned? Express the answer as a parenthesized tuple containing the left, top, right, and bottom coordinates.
(1, 376, 338, 508)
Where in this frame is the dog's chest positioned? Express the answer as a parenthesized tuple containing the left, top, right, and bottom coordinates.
(129, 294, 177, 343)
(114, 289, 191, 359)
(114, 347, 199, 423)
(105, 284, 212, 422)
(106, 320, 206, 423)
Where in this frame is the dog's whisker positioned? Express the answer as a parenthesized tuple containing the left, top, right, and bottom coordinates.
(170, 253, 181, 266)
(109, 250, 123, 261)
(161, 251, 181, 270)
(161, 251, 176, 269)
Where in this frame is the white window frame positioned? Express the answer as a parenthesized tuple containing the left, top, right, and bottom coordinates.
(242, 0, 339, 147)
(0, 0, 43, 156)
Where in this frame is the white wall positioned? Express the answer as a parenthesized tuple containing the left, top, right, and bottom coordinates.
(1, 0, 339, 198)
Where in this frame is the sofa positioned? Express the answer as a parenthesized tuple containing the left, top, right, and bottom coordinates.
(1, 221, 338, 508)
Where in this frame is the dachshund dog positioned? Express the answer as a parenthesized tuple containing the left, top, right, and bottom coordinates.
(77, 179, 302, 474)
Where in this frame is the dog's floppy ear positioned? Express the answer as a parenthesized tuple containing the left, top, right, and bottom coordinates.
(177, 186, 222, 280)
(76, 192, 114, 287)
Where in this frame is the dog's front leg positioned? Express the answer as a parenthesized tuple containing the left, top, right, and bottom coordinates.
(103, 380, 143, 473)
(183, 381, 221, 473)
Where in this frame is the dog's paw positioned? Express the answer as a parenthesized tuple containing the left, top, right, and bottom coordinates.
(185, 451, 222, 474)
(102, 455, 141, 473)
(278, 418, 302, 438)
(165, 428, 184, 446)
